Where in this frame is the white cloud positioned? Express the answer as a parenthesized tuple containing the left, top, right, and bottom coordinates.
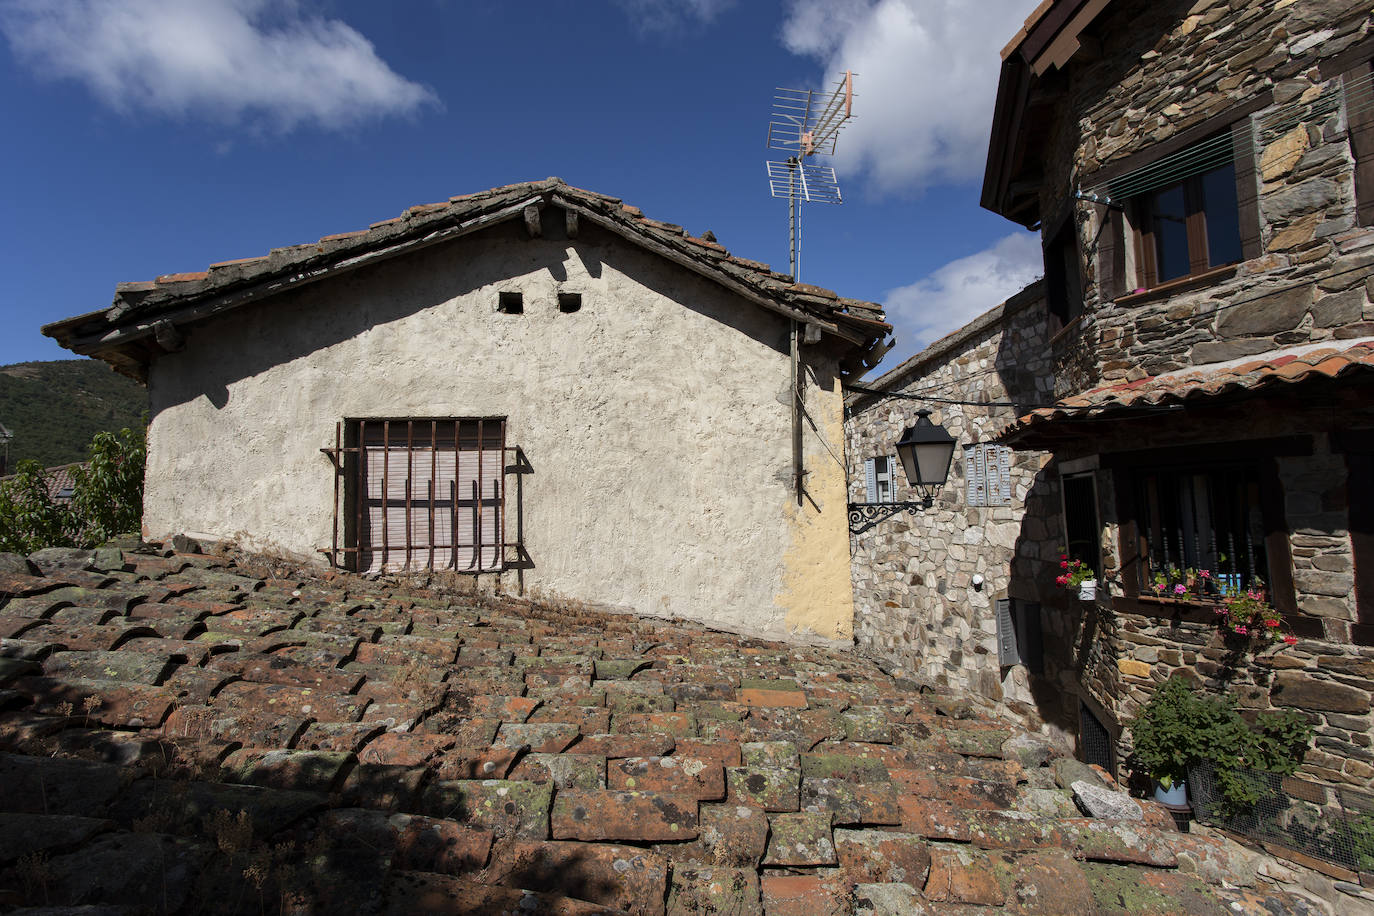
(613, 0, 735, 32)
(882, 232, 1042, 364)
(0, 0, 437, 131)
(781, 0, 1038, 193)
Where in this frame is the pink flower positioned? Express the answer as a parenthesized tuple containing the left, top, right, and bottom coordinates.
(1214, 607, 1226, 615)
(1061, 560, 1069, 569)
(1199, 570, 1211, 578)
(1284, 635, 1298, 645)
(1173, 584, 1187, 595)
(1265, 618, 1280, 628)
(1234, 625, 1248, 635)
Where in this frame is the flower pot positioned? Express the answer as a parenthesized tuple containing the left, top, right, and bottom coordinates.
(1153, 778, 1187, 806)
(1079, 579, 1097, 601)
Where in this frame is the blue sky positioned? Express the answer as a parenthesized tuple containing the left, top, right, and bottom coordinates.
(0, 0, 1043, 372)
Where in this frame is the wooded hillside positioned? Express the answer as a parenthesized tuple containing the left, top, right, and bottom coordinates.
(0, 360, 147, 470)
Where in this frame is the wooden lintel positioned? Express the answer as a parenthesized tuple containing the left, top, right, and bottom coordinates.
(152, 319, 184, 352)
(523, 204, 542, 239)
(565, 209, 579, 239)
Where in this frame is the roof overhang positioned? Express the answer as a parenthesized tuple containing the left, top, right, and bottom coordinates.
(44, 179, 892, 382)
(999, 339, 1374, 449)
(981, 0, 1115, 226)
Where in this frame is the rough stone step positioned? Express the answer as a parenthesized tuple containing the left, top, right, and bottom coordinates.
(0, 811, 115, 861)
(482, 839, 669, 916)
(385, 871, 630, 916)
(417, 778, 554, 839)
(551, 789, 698, 842)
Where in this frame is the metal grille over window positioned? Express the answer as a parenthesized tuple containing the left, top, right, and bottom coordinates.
(322, 418, 512, 574)
(1079, 702, 1115, 776)
(965, 443, 1012, 507)
(1134, 466, 1268, 594)
(1190, 761, 1373, 876)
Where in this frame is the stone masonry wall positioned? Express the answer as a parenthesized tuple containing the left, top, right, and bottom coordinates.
(1044, 403, 1374, 790)
(1014, 0, 1374, 792)
(1037, 0, 1374, 398)
(846, 284, 1061, 710)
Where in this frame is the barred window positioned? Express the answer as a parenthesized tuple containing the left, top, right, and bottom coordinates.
(1133, 465, 1269, 594)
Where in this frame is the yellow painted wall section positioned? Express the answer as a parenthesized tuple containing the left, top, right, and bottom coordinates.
(776, 370, 855, 641)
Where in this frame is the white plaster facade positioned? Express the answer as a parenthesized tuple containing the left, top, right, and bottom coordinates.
(112, 208, 863, 642)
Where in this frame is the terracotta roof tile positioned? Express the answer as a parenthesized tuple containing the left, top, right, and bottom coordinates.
(1000, 339, 1374, 440)
(155, 271, 209, 284)
(208, 256, 267, 270)
(0, 541, 1314, 910)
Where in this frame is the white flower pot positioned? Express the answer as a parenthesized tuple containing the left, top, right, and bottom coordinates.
(1079, 579, 1097, 601)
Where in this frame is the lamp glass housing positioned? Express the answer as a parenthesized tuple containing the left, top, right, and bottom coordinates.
(895, 409, 956, 492)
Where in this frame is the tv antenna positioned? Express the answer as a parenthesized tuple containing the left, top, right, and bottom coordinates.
(765, 70, 854, 282)
(765, 71, 855, 508)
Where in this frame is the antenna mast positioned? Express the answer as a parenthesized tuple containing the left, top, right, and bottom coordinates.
(765, 71, 855, 506)
(766, 70, 854, 282)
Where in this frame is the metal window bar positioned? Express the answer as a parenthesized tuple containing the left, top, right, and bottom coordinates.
(1137, 467, 1268, 594)
(322, 418, 512, 573)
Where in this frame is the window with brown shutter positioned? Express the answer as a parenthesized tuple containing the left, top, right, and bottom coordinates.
(326, 418, 510, 573)
(1078, 94, 1271, 299)
(1130, 134, 1245, 290)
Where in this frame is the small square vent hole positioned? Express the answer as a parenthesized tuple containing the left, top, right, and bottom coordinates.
(498, 291, 524, 314)
(558, 292, 582, 313)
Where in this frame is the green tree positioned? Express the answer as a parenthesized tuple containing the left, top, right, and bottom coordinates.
(0, 461, 74, 553)
(69, 427, 145, 544)
(0, 426, 145, 554)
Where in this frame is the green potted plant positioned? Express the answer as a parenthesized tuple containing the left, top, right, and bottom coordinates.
(1129, 675, 1313, 810)
(1129, 676, 1227, 804)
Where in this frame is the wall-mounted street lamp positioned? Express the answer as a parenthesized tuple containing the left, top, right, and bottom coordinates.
(848, 409, 957, 531)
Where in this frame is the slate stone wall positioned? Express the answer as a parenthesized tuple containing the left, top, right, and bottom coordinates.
(845, 284, 1064, 713)
(1038, 0, 1374, 398)
(1012, 0, 1374, 790)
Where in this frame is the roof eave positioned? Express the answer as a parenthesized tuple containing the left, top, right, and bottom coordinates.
(48, 184, 889, 377)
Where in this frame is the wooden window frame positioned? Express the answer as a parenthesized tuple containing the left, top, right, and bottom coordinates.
(1107, 441, 1303, 622)
(1131, 155, 1244, 290)
(1083, 94, 1268, 301)
(1334, 429, 1374, 644)
(1044, 212, 1085, 328)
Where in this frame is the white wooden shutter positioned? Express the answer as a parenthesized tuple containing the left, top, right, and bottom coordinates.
(966, 445, 986, 507)
(864, 458, 878, 503)
(997, 446, 1012, 505)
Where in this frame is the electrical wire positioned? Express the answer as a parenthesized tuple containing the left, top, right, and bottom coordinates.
(1079, 72, 1368, 201)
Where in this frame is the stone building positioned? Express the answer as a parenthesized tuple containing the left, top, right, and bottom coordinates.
(43, 178, 891, 643)
(981, 0, 1374, 791)
(845, 284, 1070, 726)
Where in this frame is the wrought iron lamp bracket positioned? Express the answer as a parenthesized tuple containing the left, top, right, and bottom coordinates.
(847, 496, 934, 533)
